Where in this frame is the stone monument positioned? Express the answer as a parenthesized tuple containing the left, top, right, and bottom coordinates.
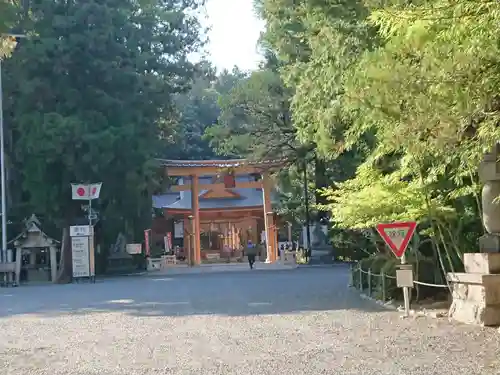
(448, 143, 500, 326)
(106, 232, 135, 274)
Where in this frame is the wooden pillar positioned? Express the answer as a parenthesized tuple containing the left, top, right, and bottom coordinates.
(236, 228, 241, 250)
(184, 223, 192, 266)
(49, 246, 57, 283)
(273, 217, 281, 259)
(231, 224, 239, 250)
(262, 172, 276, 262)
(191, 175, 201, 264)
(15, 247, 21, 285)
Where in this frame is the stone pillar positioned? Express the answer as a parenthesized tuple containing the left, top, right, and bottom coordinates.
(448, 254, 500, 326)
(15, 247, 21, 285)
(49, 246, 57, 283)
(448, 143, 500, 325)
(479, 143, 500, 252)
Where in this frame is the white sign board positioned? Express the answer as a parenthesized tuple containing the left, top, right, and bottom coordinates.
(396, 269, 414, 288)
(70, 225, 91, 237)
(71, 236, 90, 278)
(126, 243, 142, 255)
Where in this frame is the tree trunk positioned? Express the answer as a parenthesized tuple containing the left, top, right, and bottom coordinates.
(314, 155, 328, 221)
(56, 226, 72, 284)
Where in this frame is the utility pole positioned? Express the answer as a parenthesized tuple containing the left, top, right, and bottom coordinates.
(0, 58, 6, 264)
(0, 33, 27, 266)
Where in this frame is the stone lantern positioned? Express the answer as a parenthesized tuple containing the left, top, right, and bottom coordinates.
(448, 143, 500, 326)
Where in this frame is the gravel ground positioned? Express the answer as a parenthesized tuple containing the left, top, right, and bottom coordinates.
(0, 266, 499, 375)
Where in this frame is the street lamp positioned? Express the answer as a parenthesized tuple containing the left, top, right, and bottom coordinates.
(187, 215, 194, 266)
(0, 33, 26, 264)
(302, 159, 311, 252)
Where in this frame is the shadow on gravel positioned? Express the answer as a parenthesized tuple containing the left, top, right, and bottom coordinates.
(0, 265, 386, 319)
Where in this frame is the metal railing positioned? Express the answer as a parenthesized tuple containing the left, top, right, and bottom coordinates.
(349, 264, 448, 302)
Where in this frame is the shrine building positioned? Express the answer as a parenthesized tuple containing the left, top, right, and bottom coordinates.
(152, 159, 285, 264)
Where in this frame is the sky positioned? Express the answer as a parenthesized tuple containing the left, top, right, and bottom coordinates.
(201, 0, 265, 72)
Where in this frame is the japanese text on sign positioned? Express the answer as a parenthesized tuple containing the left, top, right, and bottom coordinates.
(384, 228, 408, 239)
(70, 225, 91, 237)
(71, 236, 90, 278)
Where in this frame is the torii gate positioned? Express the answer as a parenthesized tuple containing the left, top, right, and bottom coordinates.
(160, 158, 284, 264)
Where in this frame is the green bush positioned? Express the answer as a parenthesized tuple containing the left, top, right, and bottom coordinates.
(330, 228, 377, 261)
(296, 249, 308, 264)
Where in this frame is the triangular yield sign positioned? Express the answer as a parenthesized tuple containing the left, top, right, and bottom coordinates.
(376, 221, 417, 258)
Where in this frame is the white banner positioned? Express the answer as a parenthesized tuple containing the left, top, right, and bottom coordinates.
(71, 236, 90, 278)
(71, 182, 102, 200)
(174, 221, 184, 238)
(126, 243, 142, 254)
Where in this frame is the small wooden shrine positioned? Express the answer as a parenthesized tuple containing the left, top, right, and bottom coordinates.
(10, 214, 60, 284)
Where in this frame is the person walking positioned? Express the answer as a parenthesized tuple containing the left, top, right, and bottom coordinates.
(246, 240, 257, 269)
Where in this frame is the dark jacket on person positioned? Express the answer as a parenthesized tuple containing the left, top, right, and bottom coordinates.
(246, 244, 258, 256)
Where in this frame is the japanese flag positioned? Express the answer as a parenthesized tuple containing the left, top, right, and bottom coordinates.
(71, 182, 102, 200)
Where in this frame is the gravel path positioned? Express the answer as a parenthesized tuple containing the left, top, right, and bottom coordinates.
(0, 266, 499, 375)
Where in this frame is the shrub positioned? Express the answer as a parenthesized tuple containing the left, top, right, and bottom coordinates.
(353, 252, 449, 302)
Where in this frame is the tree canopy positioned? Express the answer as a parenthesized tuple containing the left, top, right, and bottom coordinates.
(238, 0, 500, 271)
(3, 0, 205, 250)
(3, 0, 496, 276)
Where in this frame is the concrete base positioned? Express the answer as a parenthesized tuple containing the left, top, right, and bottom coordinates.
(448, 253, 500, 326)
(448, 298, 500, 326)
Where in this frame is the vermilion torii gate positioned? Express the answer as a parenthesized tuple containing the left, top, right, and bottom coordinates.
(160, 159, 284, 264)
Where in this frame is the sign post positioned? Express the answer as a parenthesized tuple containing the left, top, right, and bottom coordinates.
(70, 182, 102, 283)
(376, 221, 417, 318)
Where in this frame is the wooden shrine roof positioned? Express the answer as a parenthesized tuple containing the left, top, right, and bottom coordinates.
(158, 158, 286, 169)
(153, 175, 279, 211)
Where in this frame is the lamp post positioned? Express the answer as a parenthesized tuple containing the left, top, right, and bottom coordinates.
(302, 159, 311, 252)
(0, 33, 26, 265)
(0, 57, 6, 265)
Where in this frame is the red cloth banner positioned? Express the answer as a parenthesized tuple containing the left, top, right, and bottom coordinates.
(144, 229, 151, 257)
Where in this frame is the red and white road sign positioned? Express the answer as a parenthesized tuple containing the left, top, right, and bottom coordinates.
(376, 221, 417, 258)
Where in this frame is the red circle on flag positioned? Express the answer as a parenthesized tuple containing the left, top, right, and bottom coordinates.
(77, 187, 86, 196)
(92, 187, 97, 195)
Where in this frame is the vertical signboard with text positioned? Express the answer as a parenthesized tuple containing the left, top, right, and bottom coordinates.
(70, 225, 94, 278)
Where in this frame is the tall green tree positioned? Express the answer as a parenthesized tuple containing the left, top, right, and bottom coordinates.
(205, 52, 331, 223)
(3, 0, 205, 261)
(0, 0, 21, 57)
(257, 0, 496, 271)
(170, 63, 245, 160)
